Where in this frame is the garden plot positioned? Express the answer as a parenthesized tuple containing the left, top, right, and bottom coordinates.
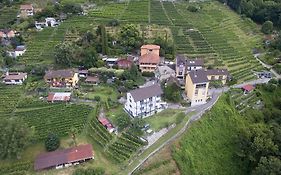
(230, 89, 261, 113)
(87, 106, 146, 164)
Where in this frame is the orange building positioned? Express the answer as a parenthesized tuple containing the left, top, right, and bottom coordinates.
(139, 44, 160, 72)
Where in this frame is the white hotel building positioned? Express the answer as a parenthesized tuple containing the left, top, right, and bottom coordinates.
(124, 84, 167, 118)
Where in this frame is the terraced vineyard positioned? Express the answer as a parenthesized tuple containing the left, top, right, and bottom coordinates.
(230, 88, 261, 113)
(88, 0, 263, 82)
(87, 105, 146, 163)
(0, 85, 22, 118)
(15, 103, 92, 139)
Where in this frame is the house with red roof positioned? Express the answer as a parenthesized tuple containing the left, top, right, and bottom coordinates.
(47, 92, 71, 103)
(98, 117, 115, 133)
(34, 144, 94, 171)
(117, 58, 133, 69)
(242, 84, 255, 94)
(139, 44, 160, 72)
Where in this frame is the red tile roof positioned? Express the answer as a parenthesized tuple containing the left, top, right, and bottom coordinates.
(141, 44, 160, 50)
(98, 118, 110, 126)
(34, 144, 93, 171)
(47, 92, 71, 102)
(139, 53, 160, 64)
(117, 59, 133, 69)
(20, 4, 33, 10)
(242, 84, 255, 92)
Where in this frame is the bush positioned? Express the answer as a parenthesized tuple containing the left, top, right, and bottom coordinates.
(141, 72, 155, 77)
(94, 96, 101, 101)
(108, 19, 119, 26)
(261, 21, 273, 34)
(45, 133, 60, 152)
(187, 5, 199, 12)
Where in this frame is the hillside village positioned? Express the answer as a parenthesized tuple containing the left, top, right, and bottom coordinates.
(0, 0, 281, 175)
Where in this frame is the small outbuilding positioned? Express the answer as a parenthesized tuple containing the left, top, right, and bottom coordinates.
(2, 72, 27, 85)
(242, 84, 255, 93)
(85, 76, 100, 85)
(47, 92, 71, 102)
(34, 144, 94, 171)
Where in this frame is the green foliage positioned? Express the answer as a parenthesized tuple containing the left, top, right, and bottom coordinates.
(261, 21, 273, 34)
(222, 0, 281, 27)
(187, 5, 199, 12)
(173, 95, 247, 174)
(141, 72, 154, 77)
(116, 114, 132, 131)
(72, 167, 105, 175)
(153, 37, 175, 59)
(0, 119, 33, 159)
(94, 96, 101, 101)
(120, 24, 143, 52)
(252, 156, 281, 175)
(163, 83, 181, 102)
(45, 133, 60, 152)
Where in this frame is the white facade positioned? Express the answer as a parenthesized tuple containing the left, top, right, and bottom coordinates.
(125, 93, 167, 118)
(3, 73, 27, 85)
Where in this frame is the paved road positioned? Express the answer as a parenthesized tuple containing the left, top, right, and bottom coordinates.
(231, 78, 271, 88)
(128, 79, 271, 175)
(255, 54, 281, 79)
(128, 89, 223, 175)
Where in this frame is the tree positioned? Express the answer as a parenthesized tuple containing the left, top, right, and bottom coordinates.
(261, 21, 273, 34)
(116, 114, 131, 131)
(252, 156, 281, 175)
(54, 42, 74, 67)
(163, 82, 181, 102)
(0, 119, 33, 159)
(236, 123, 278, 167)
(119, 24, 142, 52)
(100, 25, 109, 55)
(69, 127, 78, 146)
(45, 133, 60, 152)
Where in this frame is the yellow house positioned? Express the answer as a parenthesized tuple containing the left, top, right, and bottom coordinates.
(185, 69, 209, 106)
(206, 69, 229, 85)
(139, 44, 160, 72)
(44, 69, 79, 87)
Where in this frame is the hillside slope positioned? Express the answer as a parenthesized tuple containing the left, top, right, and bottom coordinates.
(172, 94, 247, 175)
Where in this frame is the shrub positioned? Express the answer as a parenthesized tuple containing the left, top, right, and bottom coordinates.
(142, 72, 155, 77)
(187, 5, 199, 12)
(94, 96, 101, 101)
(45, 133, 60, 152)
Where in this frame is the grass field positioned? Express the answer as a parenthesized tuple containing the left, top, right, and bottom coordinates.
(144, 109, 185, 131)
(172, 94, 247, 175)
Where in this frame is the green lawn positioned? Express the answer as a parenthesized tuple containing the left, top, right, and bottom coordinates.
(82, 85, 119, 102)
(172, 94, 247, 175)
(145, 109, 185, 131)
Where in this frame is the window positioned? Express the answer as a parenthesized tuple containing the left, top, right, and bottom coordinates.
(196, 84, 206, 88)
(179, 71, 183, 75)
(149, 97, 152, 101)
(195, 89, 198, 96)
(211, 76, 215, 80)
(15, 79, 19, 82)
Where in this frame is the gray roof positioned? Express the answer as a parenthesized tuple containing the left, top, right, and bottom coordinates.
(129, 84, 163, 102)
(188, 69, 208, 84)
(44, 69, 76, 79)
(176, 55, 204, 66)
